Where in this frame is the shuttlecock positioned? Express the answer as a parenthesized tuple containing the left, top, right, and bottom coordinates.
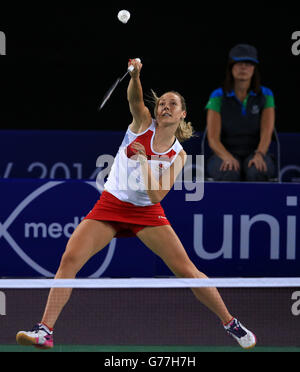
(117, 10, 131, 24)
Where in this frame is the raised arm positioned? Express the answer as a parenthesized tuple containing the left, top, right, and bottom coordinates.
(127, 59, 152, 134)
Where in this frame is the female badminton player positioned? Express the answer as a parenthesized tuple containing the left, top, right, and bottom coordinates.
(16, 59, 256, 350)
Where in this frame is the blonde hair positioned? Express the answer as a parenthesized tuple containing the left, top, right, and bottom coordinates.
(150, 90, 195, 143)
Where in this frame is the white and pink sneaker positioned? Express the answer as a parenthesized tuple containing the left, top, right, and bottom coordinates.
(16, 323, 54, 349)
(224, 318, 257, 349)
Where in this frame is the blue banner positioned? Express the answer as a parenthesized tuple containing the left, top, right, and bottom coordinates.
(0, 179, 299, 278)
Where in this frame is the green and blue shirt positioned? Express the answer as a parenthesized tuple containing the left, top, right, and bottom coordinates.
(205, 86, 275, 157)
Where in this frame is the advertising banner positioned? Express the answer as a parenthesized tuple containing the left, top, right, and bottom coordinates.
(0, 179, 299, 278)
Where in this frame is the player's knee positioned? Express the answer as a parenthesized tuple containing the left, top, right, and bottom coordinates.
(181, 269, 202, 279)
(173, 262, 201, 278)
(58, 251, 81, 277)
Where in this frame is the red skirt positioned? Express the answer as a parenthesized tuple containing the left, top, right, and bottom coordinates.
(84, 190, 170, 238)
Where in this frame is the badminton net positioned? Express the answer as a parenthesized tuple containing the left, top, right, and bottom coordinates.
(0, 277, 300, 352)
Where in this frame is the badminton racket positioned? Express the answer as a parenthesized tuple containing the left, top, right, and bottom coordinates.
(98, 58, 141, 111)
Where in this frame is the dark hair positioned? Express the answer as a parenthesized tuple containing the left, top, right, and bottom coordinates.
(223, 60, 261, 94)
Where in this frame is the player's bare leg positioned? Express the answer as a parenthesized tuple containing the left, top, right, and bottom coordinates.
(137, 225, 232, 323)
(16, 220, 116, 348)
(137, 225, 256, 349)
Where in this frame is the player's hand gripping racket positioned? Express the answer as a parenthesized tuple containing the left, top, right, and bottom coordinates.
(98, 58, 141, 111)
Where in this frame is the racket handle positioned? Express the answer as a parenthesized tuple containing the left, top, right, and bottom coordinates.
(128, 58, 141, 72)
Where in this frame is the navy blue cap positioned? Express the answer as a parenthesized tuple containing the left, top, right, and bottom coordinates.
(229, 44, 259, 64)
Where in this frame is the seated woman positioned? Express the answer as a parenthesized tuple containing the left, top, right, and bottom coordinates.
(205, 44, 276, 182)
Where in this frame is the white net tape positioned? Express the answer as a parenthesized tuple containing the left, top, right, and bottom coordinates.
(0, 277, 300, 288)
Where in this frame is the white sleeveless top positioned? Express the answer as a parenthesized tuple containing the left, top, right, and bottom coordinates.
(104, 120, 183, 206)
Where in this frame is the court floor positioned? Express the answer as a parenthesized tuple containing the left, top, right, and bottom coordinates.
(1, 345, 299, 352)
